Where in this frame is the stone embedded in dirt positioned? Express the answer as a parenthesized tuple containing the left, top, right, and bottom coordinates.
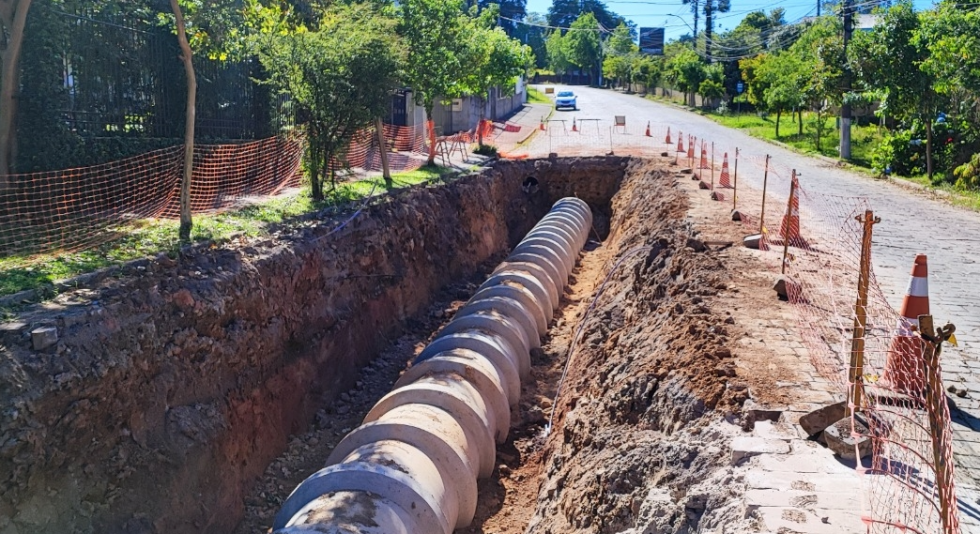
(799, 401, 847, 437)
(432, 309, 445, 319)
(31, 326, 58, 351)
(731, 210, 743, 222)
(334, 404, 350, 415)
(680, 168, 693, 174)
(711, 191, 725, 201)
(660, 152, 670, 157)
(743, 234, 763, 249)
(685, 238, 707, 252)
(339, 393, 350, 402)
(773, 276, 799, 301)
(824, 415, 872, 460)
(743, 399, 784, 423)
(724, 316, 735, 324)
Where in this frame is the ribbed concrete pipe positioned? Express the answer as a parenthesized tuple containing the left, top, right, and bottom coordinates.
(535, 211, 589, 246)
(491, 261, 561, 312)
(511, 242, 570, 284)
(365, 375, 497, 477)
(278, 491, 414, 533)
(454, 295, 542, 349)
(414, 332, 522, 405)
(494, 253, 563, 303)
(327, 403, 479, 528)
(275, 440, 450, 533)
(479, 271, 556, 321)
(273, 198, 592, 534)
(434, 312, 532, 379)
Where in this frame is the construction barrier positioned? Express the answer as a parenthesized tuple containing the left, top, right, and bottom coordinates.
(0, 122, 487, 259)
(520, 120, 962, 534)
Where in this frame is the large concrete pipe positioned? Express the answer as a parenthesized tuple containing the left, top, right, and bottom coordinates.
(273, 198, 592, 534)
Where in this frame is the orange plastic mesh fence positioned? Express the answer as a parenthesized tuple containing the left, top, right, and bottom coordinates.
(0, 123, 477, 259)
(536, 122, 961, 534)
(700, 133, 961, 534)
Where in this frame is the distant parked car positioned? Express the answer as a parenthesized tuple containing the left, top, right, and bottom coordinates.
(555, 90, 577, 110)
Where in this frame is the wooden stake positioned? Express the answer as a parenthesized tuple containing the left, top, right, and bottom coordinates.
(847, 209, 880, 417)
(781, 171, 797, 275)
(759, 155, 770, 235)
(919, 315, 959, 534)
(711, 142, 715, 190)
(732, 147, 739, 211)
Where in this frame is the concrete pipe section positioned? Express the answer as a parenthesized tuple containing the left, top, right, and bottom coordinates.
(273, 198, 592, 533)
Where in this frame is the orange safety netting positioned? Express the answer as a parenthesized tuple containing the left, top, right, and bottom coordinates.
(1, 121, 489, 259)
(703, 136, 961, 534)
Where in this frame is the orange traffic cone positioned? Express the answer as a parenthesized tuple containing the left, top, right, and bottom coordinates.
(677, 132, 684, 153)
(540, 118, 545, 131)
(572, 117, 578, 132)
(699, 143, 709, 169)
(687, 136, 695, 160)
(662, 125, 669, 142)
(779, 174, 803, 245)
(719, 153, 731, 187)
(883, 254, 931, 394)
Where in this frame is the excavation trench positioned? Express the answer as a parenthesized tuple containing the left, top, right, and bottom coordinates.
(1, 156, 750, 534)
(242, 159, 753, 534)
(0, 157, 625, 534)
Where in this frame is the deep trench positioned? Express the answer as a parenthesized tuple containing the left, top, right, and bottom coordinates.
(1, 156, 747, 534)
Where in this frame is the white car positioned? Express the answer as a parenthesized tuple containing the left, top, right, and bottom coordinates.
(555, 91, 577, 110)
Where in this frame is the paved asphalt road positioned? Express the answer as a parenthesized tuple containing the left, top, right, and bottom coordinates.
(525, 85, 980, 494)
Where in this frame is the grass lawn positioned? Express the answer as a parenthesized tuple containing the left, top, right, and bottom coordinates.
(705, 111, 882, 169)
(0, 166, 456, 300)
(527, 87, 553, 106)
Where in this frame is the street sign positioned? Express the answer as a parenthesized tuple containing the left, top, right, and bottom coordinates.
(639, 28, 665, 55)
(737, 82, 744, 94)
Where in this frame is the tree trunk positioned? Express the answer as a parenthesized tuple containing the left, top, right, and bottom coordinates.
(775, 109, 781, 138)
(376, 117, 391, 188)
(0, 0, 33, 181)
(925, 117, 934, 181)
(171, 0, 196, 242)
(798, 109, 803, 137)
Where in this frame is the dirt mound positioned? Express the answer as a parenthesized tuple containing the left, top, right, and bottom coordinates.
(524, 160, 753, 534)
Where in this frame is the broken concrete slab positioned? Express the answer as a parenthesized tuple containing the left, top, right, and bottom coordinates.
(799, 401, 847, 437)
(823, 416, 872, 460)
(731, 437, 790, 465)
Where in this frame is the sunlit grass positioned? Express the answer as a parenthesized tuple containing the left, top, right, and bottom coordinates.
(527, 87, 553, 106)
(0, 166, 457, 299)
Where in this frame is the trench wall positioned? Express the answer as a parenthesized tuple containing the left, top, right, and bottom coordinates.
(0, 157, 628, 534)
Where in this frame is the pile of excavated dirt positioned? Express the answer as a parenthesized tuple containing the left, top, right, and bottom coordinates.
(521, 160, 758, 534)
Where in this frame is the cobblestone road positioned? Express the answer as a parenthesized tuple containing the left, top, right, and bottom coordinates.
(507, 85, 980, 529)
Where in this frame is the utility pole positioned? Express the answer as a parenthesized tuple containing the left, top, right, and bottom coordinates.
(840, 0, 853, 160)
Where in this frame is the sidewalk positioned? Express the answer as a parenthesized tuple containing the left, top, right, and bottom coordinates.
(490, 102, 551, 153)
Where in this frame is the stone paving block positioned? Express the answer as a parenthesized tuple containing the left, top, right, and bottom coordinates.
(744, 470, 862, 494)
(752, 420, 806, 441)
(755, 451, 856, 474)
(754, 506, 864, 534)
(731, 437, 791, 465)
(745, 489, 862, 512)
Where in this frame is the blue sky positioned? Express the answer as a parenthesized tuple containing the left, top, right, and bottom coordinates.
(524, 0, 938, 42)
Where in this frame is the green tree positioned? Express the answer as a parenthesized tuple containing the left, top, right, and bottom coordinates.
(398, 0, 468, 164)
(788, 17, 844, 151)
(667, 47, 706, 106)
(698, 63, 725, 106)
(858, 1, 941, 178)
(702, 0, 731, 61)
(459, 9, 532, 145)
(258, 3, 402, 200)
(632, 54, 662, 94)
(546, 29, 572, 78)
(547, 0, 625, 31)
(918, 2, 980, 181)
(0, 0, 34, 180)
(566, 12, 602, 83)
(759, 52, 805, 136)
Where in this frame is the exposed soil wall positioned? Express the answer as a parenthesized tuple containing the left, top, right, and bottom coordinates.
(0, 156, 628, 534)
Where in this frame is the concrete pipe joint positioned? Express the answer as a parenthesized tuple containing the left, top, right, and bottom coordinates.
(272, 198, 591, 534)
